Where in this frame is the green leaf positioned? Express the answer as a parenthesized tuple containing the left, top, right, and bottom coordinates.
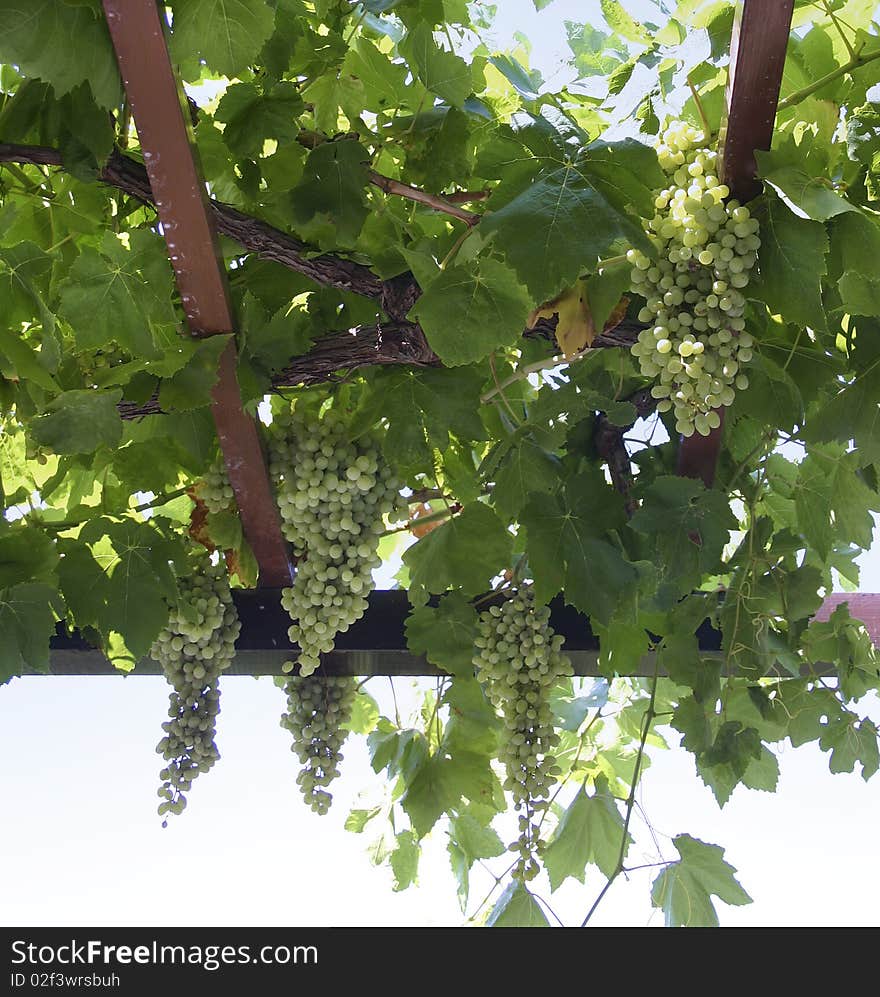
(57, 539, 109, 631)
(169, 0, 276, 79)
(521, 468, 636, 624)
(542, 781, 630, 890)
(400, 753, 460, 837)
(0, 0, 120, 107)
(750, 192, 827, 332)
(400, 23, 472, 108)
(354, 366, 487, 475)
(756, 140, 857, 222)
(0, 525, 58, 589)
(651, 834, 752, 927)
(481, 154, 651, 302)
(819, 714, 880, 780)
(405, 591, 478, 676)
(492, 436, 561, 518)
(342, 691, 380, 735)
(159, 335, 230, 412)
(629, 476, 736, 601)
(485, 882, 549, 927)
(344, 806, 382, 833)
(59, 231, 176, 357)
(390, 830, 420, 891)
(410, 257, 532, 366)
(214, 81, 303, 159)
(0, 581, 59, 683)
(403, 503, 512, 599)
(0, 241, 55, 334)
(342, 36, 412, 111)
(30, 389, 123, 455)
(79, 518, 178, 665)
(448, 813, 505, 866)
(600, 0, 652, 44)
(289, 140, 370, 249)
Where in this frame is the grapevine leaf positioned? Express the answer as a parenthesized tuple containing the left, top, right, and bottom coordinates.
(542, 780, 630, 890)
(629, 476, 736, 601)
(158, 336, 230, 412)
(30, 389, 123, 456)
(448, 813, 505, 866)
(0, 581, 60, 683)
(342, 692, 380, 735)
(405, 591, 478, 677)
(521, 468, 636, 624)
(600, 0, 652, 45)
(819, 714, 880, 780)
(410, 258, 532, 366)
(57, 539, 110, 631)
(485, 882, 549, 927)
(403, 503, 513, 599)
(750, 192, 828, 332)
(354, 366, 487, 475)
(400, 754, 461, 838)
(58, 231, 176, 357)
(651, 835, 752, 927)
(344, 807, 382, 833)
(289, 140, 370, 249)
(169, 0, 276, 79)
(390, 830, 420, 891)
(0, 0, 120, 107)
(492, 436, 562, 519)
(213, 81, 303, 159)
(481, 155, 652, 303)
(399, 23, 472, 108)
(0, 525, 58, 589)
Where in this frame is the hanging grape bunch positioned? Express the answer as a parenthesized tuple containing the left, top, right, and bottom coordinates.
(268, 406, 406, 677)
(195, 455, 235, 514)
(473, 588, 573, 881)
(628, 121, 759, 437)
(280, 674, 357, 814)
(150, 554, 241, 824)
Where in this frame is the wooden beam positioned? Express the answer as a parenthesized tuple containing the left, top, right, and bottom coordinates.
(30, 590, 877, 679)
(101, 0, 291, 587)
(676, 0, 795, 488)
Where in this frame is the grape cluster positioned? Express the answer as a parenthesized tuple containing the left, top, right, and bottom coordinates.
(280, 674, 356, 814)
(268, 407, 406, 677)
(196, 456, 235, 514)
(628, 121, 760, 437)
(473, 588, 573, 881)
(150, 556, 241, 824)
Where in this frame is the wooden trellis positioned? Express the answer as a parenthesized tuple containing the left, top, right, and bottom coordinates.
(38, 0, 876, 677)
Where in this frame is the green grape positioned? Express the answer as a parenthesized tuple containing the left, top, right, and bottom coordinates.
(196, 456, 236, 514)
(280, 674, 356, 814)
(628, 121, 760, 434)
(268, 406, 407, 679)
(151, 553, 241, 825)
(473, 587, 573, 882)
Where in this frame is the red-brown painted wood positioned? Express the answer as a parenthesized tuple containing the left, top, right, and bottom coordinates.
(102, 0, 291, 587)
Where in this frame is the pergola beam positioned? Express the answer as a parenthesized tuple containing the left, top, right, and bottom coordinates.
(101, 0, 292, 587)
(35, 591, 879, 679)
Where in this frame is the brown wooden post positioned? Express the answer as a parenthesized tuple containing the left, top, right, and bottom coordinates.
(101, 0, 291, 586)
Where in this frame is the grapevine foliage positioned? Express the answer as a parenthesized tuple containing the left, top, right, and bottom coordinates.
(1, 0, 880, 926)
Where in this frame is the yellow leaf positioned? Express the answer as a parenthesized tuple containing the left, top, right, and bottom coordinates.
(527, 279, 596, 359)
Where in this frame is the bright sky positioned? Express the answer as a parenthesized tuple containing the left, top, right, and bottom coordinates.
(2, 0, 879, 930)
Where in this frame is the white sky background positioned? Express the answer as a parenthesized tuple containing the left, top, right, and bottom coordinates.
(2, 0, 880, 929)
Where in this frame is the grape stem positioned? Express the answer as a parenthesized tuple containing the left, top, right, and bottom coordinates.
(687, 76, 713, 143)
(777, 47, 880, 109)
